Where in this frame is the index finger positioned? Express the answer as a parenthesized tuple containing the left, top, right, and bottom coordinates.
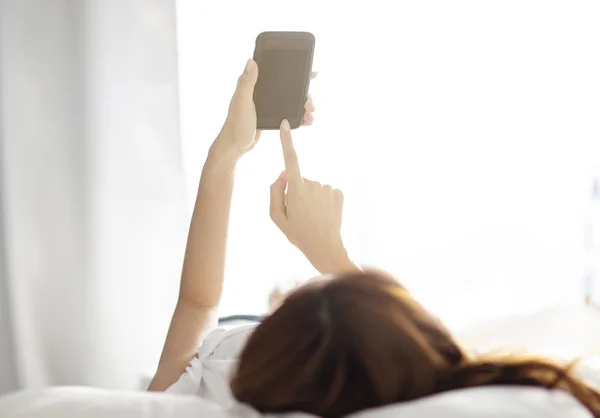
(279, 119, 302, 184)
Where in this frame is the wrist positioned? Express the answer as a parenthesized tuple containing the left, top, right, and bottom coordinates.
(310, 247, 359, 276)
(206, 137, 242, 171)
(211, 133, 245, 161)
(210, 135, 242, 160)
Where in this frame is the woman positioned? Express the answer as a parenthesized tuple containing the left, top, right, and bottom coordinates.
(149, 59, 600, 417)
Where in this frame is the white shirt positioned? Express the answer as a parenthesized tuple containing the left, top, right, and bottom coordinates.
(165, 323, 258, 407)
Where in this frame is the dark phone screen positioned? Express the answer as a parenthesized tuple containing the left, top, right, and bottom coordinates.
(254, 47, 311, 127)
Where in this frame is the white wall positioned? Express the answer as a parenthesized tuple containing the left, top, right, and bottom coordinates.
(177, 0, 600, 323)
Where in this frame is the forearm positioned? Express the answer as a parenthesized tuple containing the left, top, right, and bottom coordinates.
(179, 142, 238, 306)
(149, 58, 265, 391)
(149, 138, 239, 392)
(148, 301, 215, 391)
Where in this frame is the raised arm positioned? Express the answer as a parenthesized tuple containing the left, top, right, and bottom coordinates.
(148, 61, 317, 392)
(148, 60, 261, 391)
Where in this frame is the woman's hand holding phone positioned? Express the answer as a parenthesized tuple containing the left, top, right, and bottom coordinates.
(213, 59, 260, 159)
(270, 121, 358, 275)
(213, 59, 316, 160)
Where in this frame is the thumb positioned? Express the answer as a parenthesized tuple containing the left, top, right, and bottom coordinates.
(236, 59, 258, 97)
(270, 171, 288, 228)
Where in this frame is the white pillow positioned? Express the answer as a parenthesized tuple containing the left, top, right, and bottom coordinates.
(4, 320, 594, 418)
(160, 323, 597, 417)
(0, 385, 592, 418)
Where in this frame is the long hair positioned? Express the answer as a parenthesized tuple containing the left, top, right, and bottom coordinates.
(230, 270, 600, 418)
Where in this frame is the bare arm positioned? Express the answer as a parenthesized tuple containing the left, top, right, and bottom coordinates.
(147, 59, 259, 392)
(148, 60, 317, 392)
(148, 145, 238, 392)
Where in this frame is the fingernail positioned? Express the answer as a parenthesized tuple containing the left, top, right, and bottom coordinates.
(281, 119, 290, 132)
(244, 59, 254, 73)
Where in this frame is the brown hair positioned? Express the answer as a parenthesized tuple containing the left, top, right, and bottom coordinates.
(231, 270, 600, 418)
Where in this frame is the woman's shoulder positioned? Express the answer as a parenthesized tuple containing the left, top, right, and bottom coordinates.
(165, 322, 258, 404)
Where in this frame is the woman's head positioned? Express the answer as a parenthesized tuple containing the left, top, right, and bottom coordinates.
(231, 270, 600, 418)
(231, 270, 464, 417)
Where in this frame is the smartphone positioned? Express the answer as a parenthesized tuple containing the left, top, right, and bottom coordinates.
(253, 31, 315, 130)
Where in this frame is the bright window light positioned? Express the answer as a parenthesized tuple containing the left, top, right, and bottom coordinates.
(176, 0, 600, 329)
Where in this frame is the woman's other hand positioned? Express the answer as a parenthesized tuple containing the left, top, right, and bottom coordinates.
(269, 120, 358, 275)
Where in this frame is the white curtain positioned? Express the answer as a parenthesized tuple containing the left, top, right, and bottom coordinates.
(0, 0, 186, 392)
(177, 1, 600, 328)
